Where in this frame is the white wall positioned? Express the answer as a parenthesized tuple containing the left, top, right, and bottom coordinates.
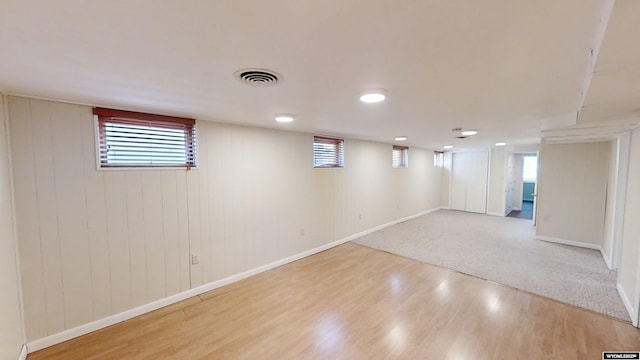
(440, 151, 452, 208)
(512, 154, 524, 210)
(0, 95, 25, 360)
(601, 139, 618, 268)
(536, 141, 609, 246)
(8, 96, 442, 342)
(487, 148, 506, 216)
(618, 127, 640, 326)
(505, 153, 516, 215)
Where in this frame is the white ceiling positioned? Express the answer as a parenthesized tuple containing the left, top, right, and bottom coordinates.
(580, 0, 640, 125)
(0, 0, 617, 149)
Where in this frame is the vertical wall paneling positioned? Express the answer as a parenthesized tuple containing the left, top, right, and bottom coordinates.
(50, 102, 93, 329)
(205, 124, 225, 281)
(81, 108, 112, 320)
(103, 171, 133, 314)
(0, 94, 26, 359)
(161, 171, 181, 295)
(8, 97, 46, 340)
(31, 100, 66, 334)
(186, 166, 202, 287)
(9, 96, 443, 342)
(196, 126, 211, 284)
(125, 171, 148, 307)
(175, 172, 190, 292)
(142, 171, 167, 302)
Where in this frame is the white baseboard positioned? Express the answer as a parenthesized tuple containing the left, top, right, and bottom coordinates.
(535, 235, 602, 251)
(617, 283, 638, 327)
(17, 344, 27, 360)
(440, 206, 450, 210)
(600, 248, 613, 270)
(486, 212, 505, 217)
(26, 207, 441, 353)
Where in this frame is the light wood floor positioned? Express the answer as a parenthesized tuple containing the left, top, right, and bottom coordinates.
(29, 243, 640, 359)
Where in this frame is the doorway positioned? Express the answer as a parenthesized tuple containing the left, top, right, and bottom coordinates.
(507, 152, 537, 220)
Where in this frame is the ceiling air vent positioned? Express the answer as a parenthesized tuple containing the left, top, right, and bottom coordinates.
(235, 69, 280, 86)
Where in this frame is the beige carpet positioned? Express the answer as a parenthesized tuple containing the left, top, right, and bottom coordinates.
(353, 209, 629, 321)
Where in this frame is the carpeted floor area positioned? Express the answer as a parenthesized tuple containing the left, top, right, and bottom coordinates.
(353, 209, 629, 321)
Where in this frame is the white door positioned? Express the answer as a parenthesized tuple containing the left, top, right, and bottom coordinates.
(450, 151, 489, 213)
(466, 151, 489, 213)
(450, 152, 468, 211)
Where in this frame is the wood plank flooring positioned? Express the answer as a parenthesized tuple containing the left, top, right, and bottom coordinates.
(28, 243, 640, 359)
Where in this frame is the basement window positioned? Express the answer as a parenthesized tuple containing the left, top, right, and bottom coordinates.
(434, 151, 444, 167)
(392, 145, 408, 168)
(313, 136, 344, 168)
(94, 107, 196, 168)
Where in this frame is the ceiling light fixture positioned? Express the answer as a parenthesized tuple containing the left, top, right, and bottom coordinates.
(395, 136, 407, 141)
(495, 142, 507, 146)
(275, 114, 294, 123)
(461, 130, 478, 136)
(359, 89, 387, 103)
(444, 145, 453, 149)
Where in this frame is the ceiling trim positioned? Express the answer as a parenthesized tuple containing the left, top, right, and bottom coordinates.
(542, 121, 639, 144)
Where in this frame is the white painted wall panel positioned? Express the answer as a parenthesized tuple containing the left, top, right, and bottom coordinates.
(487, 148, 506, 215)
(618, 128, 640, 326)
(9, 97, 46, 341)
(30, 100, 66, 335)
(505, 153, 516, 214)
(80, 106, 112, 320)
(450, 152, 468, 211)
(9, 96, 442, 342)
(103, 171, 132, 314)
(602, 140, 618, 267)
(536, 141, 609, 245)
(0, 94, 25, 360)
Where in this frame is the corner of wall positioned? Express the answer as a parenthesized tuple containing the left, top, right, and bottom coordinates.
(0, 93, 28, 359)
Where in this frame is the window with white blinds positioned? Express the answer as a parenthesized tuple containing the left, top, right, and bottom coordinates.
(392, 145, 408, 168)
(313, 136, 344, 168)
(94, 108, 196, 168)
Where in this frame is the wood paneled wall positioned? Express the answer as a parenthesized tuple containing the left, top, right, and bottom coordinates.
(8, 96, 442, 342)
(0, 95, 25, 359)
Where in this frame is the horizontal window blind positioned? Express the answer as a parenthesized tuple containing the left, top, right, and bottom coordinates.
(392, 145, 408, 168)
(313, 136, 344, 168)
(94, 108, 196, 168)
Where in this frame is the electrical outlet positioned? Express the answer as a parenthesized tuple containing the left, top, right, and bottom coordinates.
(191, 253, 200, 265)
(300, 228, 305, 236)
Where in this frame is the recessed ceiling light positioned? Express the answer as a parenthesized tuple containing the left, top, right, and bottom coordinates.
(275, 114, 294, 123)
(360, 89, 387, 103)
(495, 142, 507, 146)
(395, 136, 407, 141)
(444, 145, 453, 149)
(461, 130, 478, 136)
